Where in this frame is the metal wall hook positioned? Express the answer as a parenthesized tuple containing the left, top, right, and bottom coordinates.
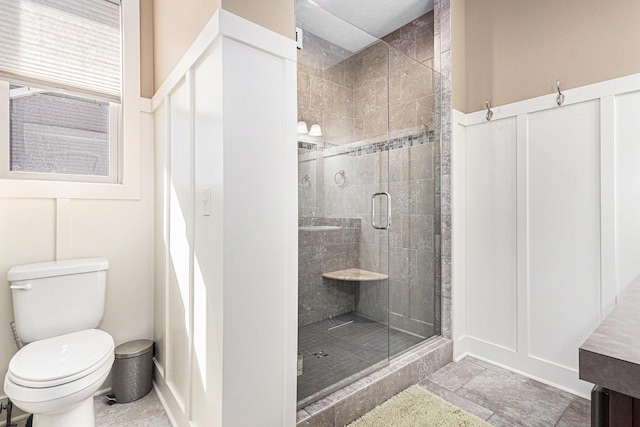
(556, 80, 565, 106)
(485, 99, 493, 121)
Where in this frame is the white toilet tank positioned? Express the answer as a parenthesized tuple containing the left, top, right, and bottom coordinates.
(7, 258, 109, 344)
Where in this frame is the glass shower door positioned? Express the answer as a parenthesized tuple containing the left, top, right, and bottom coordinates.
(295, 0, 392, 406)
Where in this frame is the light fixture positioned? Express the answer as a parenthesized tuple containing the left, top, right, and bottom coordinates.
(309, 124, 322, 137)
(297, 121, 309, 134)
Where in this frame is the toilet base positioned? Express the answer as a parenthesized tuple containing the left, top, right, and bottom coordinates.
(33, 397, 94, 427)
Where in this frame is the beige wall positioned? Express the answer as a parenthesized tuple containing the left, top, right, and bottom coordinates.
(152, 0, 294, 94)
(222, 0, 294, 42)
(140, 0, 154, 98)
(0, 113, 155, 396)
(462, 0, 640, 113)
(153, 0, 220, 94)
(451, 0, 465, 111)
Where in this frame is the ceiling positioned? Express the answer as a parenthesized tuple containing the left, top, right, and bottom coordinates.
(296, 0, 434, 53)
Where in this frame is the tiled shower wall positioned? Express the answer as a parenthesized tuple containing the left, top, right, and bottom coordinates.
(297, 10, 450, 338)
(297, 32, 356, 145)
(323, 130, 440, 338)
(297, 13, 438, 145)
(298, 217, 360, 326)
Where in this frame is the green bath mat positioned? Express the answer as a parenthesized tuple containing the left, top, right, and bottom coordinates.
(347, 385, 491, 427)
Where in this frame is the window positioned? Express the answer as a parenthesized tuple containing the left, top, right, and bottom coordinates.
(0, 0, 141, 198)
(7, 85, 118, 182)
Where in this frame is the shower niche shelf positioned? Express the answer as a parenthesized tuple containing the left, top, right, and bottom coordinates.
(322, 268, 388, 282)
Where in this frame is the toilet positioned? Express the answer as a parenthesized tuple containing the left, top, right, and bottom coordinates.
(4, 258, 114, 427)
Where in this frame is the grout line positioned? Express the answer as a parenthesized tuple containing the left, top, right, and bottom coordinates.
(553, 405, 571, 427)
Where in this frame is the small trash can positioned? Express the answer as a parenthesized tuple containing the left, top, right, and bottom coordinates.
(111, 339, 154, 403)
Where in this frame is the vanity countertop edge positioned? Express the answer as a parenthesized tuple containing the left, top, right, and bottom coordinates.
(579, 277, 640, 400)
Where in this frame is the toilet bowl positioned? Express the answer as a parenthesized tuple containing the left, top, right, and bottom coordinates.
(4, 329, 115, 427)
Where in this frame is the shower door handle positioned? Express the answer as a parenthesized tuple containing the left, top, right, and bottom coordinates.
(371, 192, 391, 230)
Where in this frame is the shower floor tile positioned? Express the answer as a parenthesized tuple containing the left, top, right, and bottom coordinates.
(297, 312, 424, 404)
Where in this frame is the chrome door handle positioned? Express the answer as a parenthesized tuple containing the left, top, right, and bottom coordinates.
(371, 192, 391, 230)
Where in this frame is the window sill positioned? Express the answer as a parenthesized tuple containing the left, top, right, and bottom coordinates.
(0, 177, 140, 200)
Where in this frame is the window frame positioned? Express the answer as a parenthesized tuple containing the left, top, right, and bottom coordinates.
(0, 0, 141, 200)
(0, 85, 120, 184)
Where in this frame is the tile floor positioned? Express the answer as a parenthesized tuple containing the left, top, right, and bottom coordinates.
(10, 389, 171, 427)
(95, 389, 172, 426)
(420, 357, 591, 427)
(9, 358, 589, 427)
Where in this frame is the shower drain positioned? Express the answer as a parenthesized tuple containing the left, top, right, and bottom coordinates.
(312, 351, 329, 358)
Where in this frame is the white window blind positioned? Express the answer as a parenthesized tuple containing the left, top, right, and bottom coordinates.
(0, 0, 121, 102)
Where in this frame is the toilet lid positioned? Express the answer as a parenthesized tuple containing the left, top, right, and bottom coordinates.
(8, 329, 114, 388)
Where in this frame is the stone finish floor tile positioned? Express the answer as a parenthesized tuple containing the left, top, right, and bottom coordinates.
(556, 399, 591, 427)
(422, 357, 592, 427)
(527, 379, 582, 403)
(297, 409, 312, 423)
(457, 369, 572, 427)
(465, 357, 529, 383)
(12, 389, 173, 427)
(425, 356, 486, 391)
(419, 379, 494, 420)
(487, 411, 527, 427)
(95, 389, 172, 427)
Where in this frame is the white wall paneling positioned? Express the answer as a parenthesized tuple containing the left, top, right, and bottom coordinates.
(464, 117, 517, 351)
(167, 75, 192, 413)
(152, 9, 298, 427)
(600, 96, 617, 318)
(55, 198, 72, 259)
(452, 74, 640, 398)
(614, 91, 640, 298)
(527, 101, 600, 371)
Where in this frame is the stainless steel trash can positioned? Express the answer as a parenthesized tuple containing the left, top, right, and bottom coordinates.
(112, 339, 154, 403)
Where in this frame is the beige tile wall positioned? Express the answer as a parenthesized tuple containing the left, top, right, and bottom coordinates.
(297, 31, 356, 145)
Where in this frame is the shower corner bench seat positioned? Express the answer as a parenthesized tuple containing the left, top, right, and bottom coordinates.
(322, 268, 388, 282)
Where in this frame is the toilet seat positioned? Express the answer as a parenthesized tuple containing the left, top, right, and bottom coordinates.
(7, 329, 114, 388)
(4, 329, 115, 405)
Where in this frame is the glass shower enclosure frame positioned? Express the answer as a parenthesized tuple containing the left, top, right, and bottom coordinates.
(296, 0, 442, 408)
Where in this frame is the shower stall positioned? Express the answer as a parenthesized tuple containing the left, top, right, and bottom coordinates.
(296, 0, 442, 407)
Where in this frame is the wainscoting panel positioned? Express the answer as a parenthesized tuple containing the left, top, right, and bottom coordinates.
(464, 117, 517, 352)
(614, 91, 640, 297)
(167, 75, 193, 412)
(527, 100, 601, 371)
(453, 74, 640, 398)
